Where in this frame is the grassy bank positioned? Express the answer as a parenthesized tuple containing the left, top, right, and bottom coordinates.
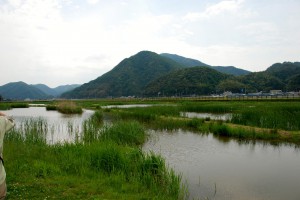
(104, 100, 300, 145)
(179, 101, 300, 131)
(0, 102, 29, 110)
(4, 114, 186, 199)
(46, 101, 83, 114)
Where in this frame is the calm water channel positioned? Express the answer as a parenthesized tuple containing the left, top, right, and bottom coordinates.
(143, 130, 300, 200)
(2, 107, 300, 199)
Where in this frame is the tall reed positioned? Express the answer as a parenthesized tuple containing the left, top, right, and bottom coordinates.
(4, 113, 186, 199)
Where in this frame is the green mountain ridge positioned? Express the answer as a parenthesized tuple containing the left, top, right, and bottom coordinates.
(33, 84, 81, 97)
(62, 51, 185, 98)
(0, 82, 81, 100)
(0, 82, 49, 100)
(1, 51, 299, 100)
(160, 53, 250, 76)
(144, 66, 230, 96)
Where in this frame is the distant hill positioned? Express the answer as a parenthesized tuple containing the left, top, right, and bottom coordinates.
(160, 53, 209, 67)
(226, 62, 300, 93)
(235, 72, 286, 93)
(61, 51, 185, 98)
(144, 61, 300, 95)
(212, 66, 250, 76)
(287, 74, 300, 91)
(0, 82, 48, 100)
(54, 84, 81, 96)
(160, 53, 250, 76)
(33, 84, 58, 97)
(144, 66, 230, 96)
(32, 84, 80, 97)
(265, 62, 300, 81)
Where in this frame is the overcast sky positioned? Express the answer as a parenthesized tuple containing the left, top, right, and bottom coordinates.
(0, 0, 299, 87)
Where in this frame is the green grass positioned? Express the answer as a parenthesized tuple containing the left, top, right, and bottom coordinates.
(46, 101, 83, 114)
(177, 101, 300, 131)
(102, 100, 300, 144)
(0, 102, 29, 110)
(4, 113, 186, 200)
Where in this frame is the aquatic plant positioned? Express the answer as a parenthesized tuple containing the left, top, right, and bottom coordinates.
(56, 101, 83, 114)
(4, 115, 186, 199)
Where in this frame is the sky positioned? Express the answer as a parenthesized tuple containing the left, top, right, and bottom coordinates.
(0, 0, 299, 87)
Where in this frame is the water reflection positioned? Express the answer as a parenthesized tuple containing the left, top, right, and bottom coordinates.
(2, 107, 94, 144)
(180, 112, 232, 121)
(101, 104, 153, 109)
(143, 130, 300, 200)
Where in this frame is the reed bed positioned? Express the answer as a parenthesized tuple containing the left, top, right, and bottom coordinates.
(46, 101, 83, 114)
(4, 112, 186, 200)
(0, 102, 29, 110)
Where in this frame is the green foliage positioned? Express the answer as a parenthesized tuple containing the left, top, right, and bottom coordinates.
(231, 102, 300, 130)
(0, 102, 29, 110)
(46, 104, 57, 110)
(145, 66, 230, 96)
(100, 121, 146, 146)
(216, 79, 248, 93)
(117, 105, 180, 122)
(4, 115, 186, 199)
(62, 51, 185, 98)
(160, 53, 250, 76)
(287, 74, 300, 91)
(56, 101, 83, 114)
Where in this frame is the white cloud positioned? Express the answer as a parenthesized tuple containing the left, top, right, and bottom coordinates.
(0, 0, 299, 87)
(184, 0, 244, 21)
(8, 0, 22, 7)
(86, 0, 99, 5)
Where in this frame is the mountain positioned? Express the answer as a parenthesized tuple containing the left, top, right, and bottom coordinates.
(160, 53, 251, 76)
(144, 61, 300, 95)
(33, 84, 58, 97)
(144, 66, 230, 96)
(160, 53, 209, 67)
(62, 51, 185, 98)
(54, 84, 81, 96)
(265, 62, 300, 81)
(235, 72, 286, 93)
(228, 62, 300, 93)
(287, 74, 300, 91)
(32, 84, 81, 97)
(0, 82, 48, 100)
(212, 66, 250, 76)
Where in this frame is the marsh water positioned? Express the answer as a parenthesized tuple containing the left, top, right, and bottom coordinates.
(2, 107, 300, 199)
(143, 130, 300, 200)
(2, 106, 94, 144)
(180, 112, 232, 121)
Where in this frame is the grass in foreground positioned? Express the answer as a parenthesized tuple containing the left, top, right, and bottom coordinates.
(4, 115, 186, 200)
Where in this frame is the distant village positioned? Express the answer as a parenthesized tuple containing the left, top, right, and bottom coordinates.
(218, 90, 300, 98)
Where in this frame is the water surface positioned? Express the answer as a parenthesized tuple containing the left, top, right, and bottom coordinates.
(2, 107, 94, 144)
(143, 130, 300, 200)
(181, 112, 232, 121)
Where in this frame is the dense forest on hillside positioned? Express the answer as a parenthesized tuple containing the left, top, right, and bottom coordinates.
(1, 51, 299, 100)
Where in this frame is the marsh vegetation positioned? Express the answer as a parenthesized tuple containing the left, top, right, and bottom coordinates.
(2, 99, 300, 199)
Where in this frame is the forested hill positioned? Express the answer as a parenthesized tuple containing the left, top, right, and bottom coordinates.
(219, 62, 300, 93)
(33, 84, 81, 97)
(0, 82, 80, 100)
(160, 53, 209, 67)
(144, 66, 230, 96)
(144, 61, 300, 96)
(61, 51, 185, 99)
(160, 53, 250, 76)
(0, 82, 48, 100)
